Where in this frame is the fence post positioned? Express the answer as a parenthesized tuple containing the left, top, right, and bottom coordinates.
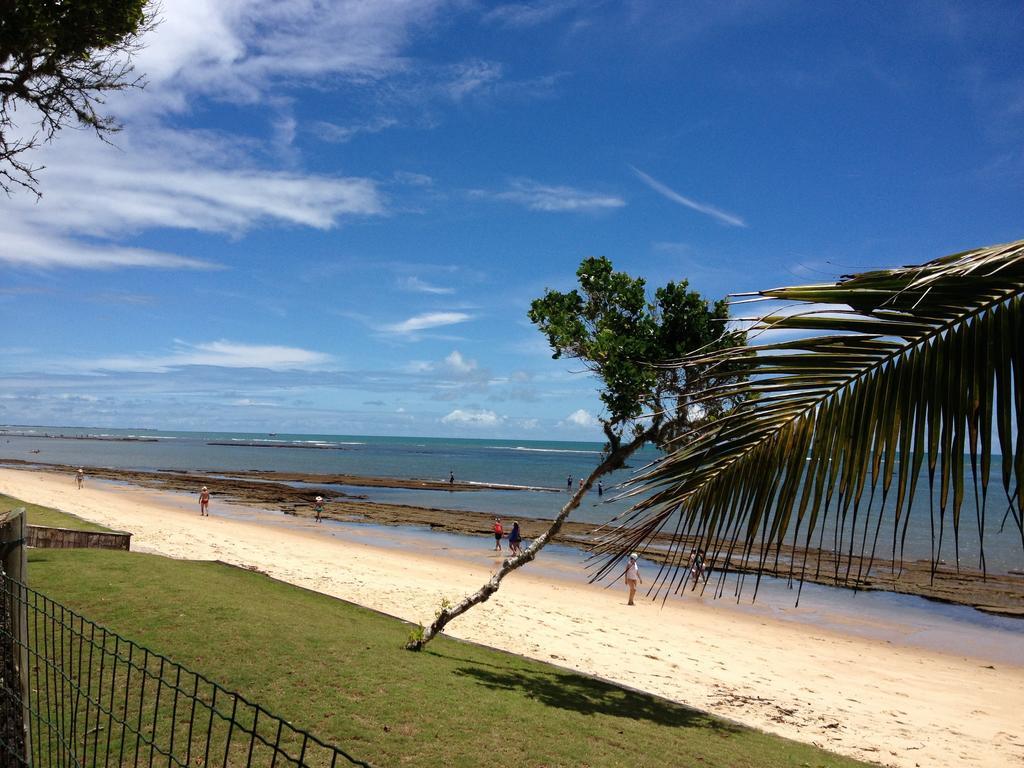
(0, 508, 30, 766)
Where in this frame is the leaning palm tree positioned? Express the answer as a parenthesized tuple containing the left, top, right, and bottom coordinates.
(590, 238, 1024, 600)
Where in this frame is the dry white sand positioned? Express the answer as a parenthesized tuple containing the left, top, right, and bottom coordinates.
(3, 467, 1023, 768)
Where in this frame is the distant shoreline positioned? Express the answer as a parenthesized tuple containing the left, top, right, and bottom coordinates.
(4, 457, 1022, 617)
(0, 431, 159, 443)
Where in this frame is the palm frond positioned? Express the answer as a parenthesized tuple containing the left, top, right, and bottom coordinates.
(592, 238, 1024, 600)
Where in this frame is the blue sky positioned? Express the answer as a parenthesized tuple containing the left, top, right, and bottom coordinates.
(1, 0, 1022, 439)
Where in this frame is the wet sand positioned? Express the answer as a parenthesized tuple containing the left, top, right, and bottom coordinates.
(2, 465, 1023, 768)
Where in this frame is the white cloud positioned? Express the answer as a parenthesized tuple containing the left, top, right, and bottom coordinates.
(479, 179, 626, 212)
(565, 408, 598, 427)
(399, 276, 455, 294)
(444, 350, 476, 373)
(126, 0, 453, 113)
(381, 311, 473, 334)
(441, 408, 502, 426)
(630, 166, 746, 227)
(86, 340, 332, 373)
(5, 1, 455, 271)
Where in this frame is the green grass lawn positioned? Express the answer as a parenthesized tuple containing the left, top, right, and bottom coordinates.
(25, 549, 870, 768)
(1, 492, 113, 532)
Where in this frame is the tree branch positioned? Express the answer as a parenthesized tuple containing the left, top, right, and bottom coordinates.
(406, 430, 649, 650)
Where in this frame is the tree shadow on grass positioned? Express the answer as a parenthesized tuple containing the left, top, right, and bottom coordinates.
(440, 653, 740, 734)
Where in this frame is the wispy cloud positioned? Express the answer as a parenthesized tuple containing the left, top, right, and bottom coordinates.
(11, 131, 384, 239)
(630, 166, 746, 227)
(398, 276, 455, 294)
(86, 340, 332, 373)
(400, 351, 490, 401)
(0, 223, 218, 271)
(393, 171, 434, 187)
(477, 179, 625, 212)
(652, 241, 692, 254)
(312, 117, 399, 144)
(381, 311, 473, 334)
(483, 1, 582, 28)
(443, 59, 505, 100)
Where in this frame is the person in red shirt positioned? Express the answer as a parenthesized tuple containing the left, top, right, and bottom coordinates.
(492, 517, 503, 552)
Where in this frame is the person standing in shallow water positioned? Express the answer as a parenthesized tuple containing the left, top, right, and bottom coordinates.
(449, 470, 455, 485)
(492, 517, 503, 552)
(314, 495, 324, 522)
(567, 474, 572, 490)
(624, 553, 641, 606)
(508, 521, 522, 555)
(199, 486, 210, 516)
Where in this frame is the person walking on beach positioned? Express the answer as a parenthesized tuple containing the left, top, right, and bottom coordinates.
(492, 517, 503, 552)
(624, 553, 642, 606)
(314, 495, 324, 523)
(199, 486, 210, 517)
(75, 467, 84, 489)
(508, 521, 522, 555)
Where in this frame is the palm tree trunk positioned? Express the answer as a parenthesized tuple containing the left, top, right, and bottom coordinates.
(406, 432, 647, 651)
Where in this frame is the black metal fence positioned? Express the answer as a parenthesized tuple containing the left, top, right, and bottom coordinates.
(0, 572, 370, 768)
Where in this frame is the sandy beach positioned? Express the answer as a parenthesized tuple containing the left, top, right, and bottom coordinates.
(3, 467, 1023, 768)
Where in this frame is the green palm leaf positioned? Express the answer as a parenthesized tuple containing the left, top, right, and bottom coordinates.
(593, 238, 1024, 600)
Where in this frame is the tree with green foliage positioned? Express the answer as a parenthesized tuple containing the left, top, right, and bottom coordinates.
(598, 237, 1024, 599)
(0, 0, 154, 195)
(406, 257, 743, 650)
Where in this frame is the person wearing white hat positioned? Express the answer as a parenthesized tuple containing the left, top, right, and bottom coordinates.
(314, 495, 324, 522)
(624, 552, 642, 606)
(199, 486, 210, 517)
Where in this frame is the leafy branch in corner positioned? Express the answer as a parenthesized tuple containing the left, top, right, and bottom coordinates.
(0, 0, 156, 196)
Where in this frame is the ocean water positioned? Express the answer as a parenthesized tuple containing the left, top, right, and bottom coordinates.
(2, 424, 1022, 575)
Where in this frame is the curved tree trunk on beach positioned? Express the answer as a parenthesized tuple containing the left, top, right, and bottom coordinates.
(406, 432, 648, 651)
